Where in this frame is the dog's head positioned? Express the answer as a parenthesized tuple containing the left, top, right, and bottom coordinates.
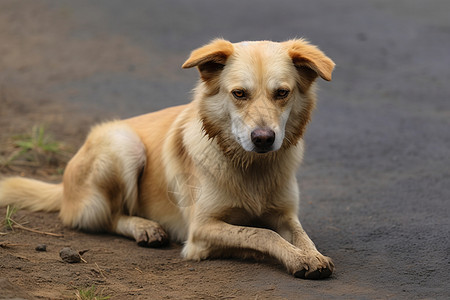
(183, 39, 334, 155)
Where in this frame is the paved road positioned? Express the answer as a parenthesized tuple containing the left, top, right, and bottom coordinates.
(3, 0, 450, 298)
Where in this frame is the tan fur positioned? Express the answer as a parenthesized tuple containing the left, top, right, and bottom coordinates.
(0, 178, 62, 212)
(0, 39, 335, 279)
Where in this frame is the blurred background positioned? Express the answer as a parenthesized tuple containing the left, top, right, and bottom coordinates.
(0, 0, 449, 298)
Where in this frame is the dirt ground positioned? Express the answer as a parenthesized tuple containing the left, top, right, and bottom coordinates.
(0, 210, 287, 300)
(1, 1, 450, 299)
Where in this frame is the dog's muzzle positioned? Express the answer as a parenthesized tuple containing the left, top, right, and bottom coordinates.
(251, 128, 275, 153)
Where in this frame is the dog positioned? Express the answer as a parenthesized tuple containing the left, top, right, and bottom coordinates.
(0, 38, 335, 279)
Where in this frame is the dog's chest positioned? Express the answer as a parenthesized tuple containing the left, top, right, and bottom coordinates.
(217, 165, 288, 215)
(220, 206, 278, 230)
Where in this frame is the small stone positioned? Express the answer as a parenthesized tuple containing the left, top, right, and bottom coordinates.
(35, 244, 47, 252)
(59, 247, 81, 263)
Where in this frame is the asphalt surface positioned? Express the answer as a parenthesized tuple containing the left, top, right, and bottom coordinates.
(3, 0, 450, 298)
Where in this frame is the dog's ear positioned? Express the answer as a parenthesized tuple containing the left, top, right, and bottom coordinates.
(283, 39, 335, 91)
(182, 39, 234, 82)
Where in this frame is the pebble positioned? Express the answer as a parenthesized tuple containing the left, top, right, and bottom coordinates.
(59, 247, 81, 263)
(35, 244, 47, 252)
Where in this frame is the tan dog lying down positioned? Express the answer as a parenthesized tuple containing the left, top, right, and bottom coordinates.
(0, 39, 335, 279)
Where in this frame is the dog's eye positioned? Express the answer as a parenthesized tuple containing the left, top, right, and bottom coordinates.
(274, 89, 290, 100)
(231, 89, 247, 100)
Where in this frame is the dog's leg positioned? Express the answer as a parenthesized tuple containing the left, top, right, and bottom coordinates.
(114, 216, 169, 247)
(183, 219, 333, 279)
(60, 122, 168, 247)
(274, 214, 334, 279)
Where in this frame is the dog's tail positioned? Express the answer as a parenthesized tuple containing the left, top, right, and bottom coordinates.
(0, 177, 62, 212)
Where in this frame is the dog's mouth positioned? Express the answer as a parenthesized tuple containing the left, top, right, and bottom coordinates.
(252, 147, 273, 154)
(235, 136, 275, 154)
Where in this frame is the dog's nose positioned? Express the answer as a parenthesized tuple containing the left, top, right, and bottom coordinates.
(251, 128, 275, 149)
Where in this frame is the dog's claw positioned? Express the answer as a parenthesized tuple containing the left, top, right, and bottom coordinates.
(294, 269, 307, 278)
(294, 267, 333, 280)
(136, 227, 169, 248)
(319, 267, 333, 279)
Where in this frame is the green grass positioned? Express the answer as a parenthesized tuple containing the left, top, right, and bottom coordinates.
(75, 286, 111, 300)
(4, 205, 17, 230)
(14, 125, 62, 153)
(0, 125, 69, 169)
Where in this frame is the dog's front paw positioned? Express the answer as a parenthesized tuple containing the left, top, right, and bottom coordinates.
(292, 252, 334, 280)
(135, 224, 169, 248)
